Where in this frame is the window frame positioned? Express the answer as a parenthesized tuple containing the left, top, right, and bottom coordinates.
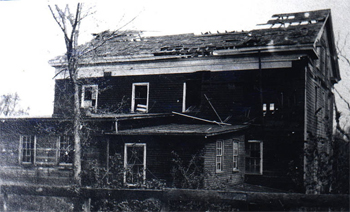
(232, 141, 239, 171)
(35, 136, 59, 166)
(19, 135, 74, 167)
(131, 82, 149, 113)
(81, 84, 98, 112)
(182, 82, 187, 112)
(19, 135, 36, 165)
(245, 140, 263, 175)
(59, 135, 74, 166)
(216, 140, 224, 173)
(123, 143, 147, 186)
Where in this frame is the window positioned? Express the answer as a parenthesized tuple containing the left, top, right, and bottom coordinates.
(183, 80, 201, 112)
(124, 143, 146, 185)
(216, 140, 223, 172)
(131, 83, 149, 113)
(20, 135, 35, 164)
(59, 136, 74, 165)
(81, 85, 98, 112)
(35, 136, 59, 165)
(263, 103, 276, 116)
(19, 135, 74, 166)
(246, 140, 263, 174)
(315, 86, 318, 113)
(233, 141, 239, 171)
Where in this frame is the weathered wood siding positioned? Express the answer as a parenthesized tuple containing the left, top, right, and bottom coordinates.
(203, 135, 245, 188)
(53, 68, 302, 125)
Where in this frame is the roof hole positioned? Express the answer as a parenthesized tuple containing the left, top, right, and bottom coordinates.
(272, 23, 282, 28)
(304, 12, 310, 18)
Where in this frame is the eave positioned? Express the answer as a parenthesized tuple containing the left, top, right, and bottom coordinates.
(49, 44, 317, 68)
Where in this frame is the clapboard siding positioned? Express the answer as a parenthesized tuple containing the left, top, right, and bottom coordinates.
(203, 135, 245, 188)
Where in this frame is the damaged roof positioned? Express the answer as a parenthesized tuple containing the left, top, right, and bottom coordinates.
(77, 9, 330, 57)
(49, 9, 340, 80)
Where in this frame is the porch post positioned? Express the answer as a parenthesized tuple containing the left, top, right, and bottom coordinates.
(3, 192, 8, 212)
(83, 198, 91, 212)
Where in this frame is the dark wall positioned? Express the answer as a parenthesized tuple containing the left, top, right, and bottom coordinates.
(53, 68, 305, 126)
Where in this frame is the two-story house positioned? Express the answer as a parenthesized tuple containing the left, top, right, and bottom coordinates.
(0, 9, 340, 193)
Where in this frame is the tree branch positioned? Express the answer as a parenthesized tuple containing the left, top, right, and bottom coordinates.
(334, 88, 350, 111)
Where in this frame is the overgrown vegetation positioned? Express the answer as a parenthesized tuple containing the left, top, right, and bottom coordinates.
(304, 135, 333, 194)
(82, 153, 166, 189)
(171, 151, 205, 189)
(92, 198, 162, 211)
(331, 131, 349, 194)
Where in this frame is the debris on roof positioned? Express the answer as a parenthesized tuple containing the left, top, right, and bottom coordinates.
(49, 9, 333, 65)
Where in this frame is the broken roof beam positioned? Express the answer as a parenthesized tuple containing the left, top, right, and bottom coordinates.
(266, 9, 330, 25)
(172, 111, 231, 126)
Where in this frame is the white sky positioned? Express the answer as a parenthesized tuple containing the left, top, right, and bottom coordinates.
(0, 0, 349, 118)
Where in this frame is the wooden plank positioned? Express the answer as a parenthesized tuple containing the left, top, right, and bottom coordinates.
(54, 54, 299, 79)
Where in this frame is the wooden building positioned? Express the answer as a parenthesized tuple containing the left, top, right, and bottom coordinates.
(0, 9, 340, 193)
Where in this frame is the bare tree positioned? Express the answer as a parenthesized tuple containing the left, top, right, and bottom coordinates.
(49, 3, 138, 185)
(49, 3, 85, 185)
(335, 33, 350, 140)
(0, 93, 29, 117)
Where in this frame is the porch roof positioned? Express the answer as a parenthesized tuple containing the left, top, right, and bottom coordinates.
(112, 123, 249, 137)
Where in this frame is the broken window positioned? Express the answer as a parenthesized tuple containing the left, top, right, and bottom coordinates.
(246, 140, 263, 175)
(59, 136, 74, 165)
(81, 85, 98, 112)
(124, 143, 146, 185)
(233, 141, 239, 171)
(183, 81, 201, 112)
(216, 140, 223, 172)
(131, 83, 149, 113)
(20, 135, 35, 164)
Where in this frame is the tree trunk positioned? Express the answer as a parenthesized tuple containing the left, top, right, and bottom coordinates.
(73, 76, 82, 186)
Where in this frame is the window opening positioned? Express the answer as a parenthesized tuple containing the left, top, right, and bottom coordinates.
(184, 80, 201, 112)
(233, 141, 239, 171)
(263, 103, 276, 116)
(216, 140, 223, 172)
(81, 85, 98, 112)
(131, 83, 149, 113)
(124, 143, 146, 185)
(246, 140, 263, 174)
(59, 136, 74, 165)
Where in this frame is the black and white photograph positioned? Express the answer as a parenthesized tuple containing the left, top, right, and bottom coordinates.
(0, 0, 349, 211)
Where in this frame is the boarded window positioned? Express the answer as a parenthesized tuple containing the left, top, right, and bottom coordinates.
(131, 83, 149, 113)
(124, 143, 146, 185)
(81, 85, 98, 112)
(216, 140, 223, 172)
(20, 135, 35, 164)
(246, 140, 263, 174)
